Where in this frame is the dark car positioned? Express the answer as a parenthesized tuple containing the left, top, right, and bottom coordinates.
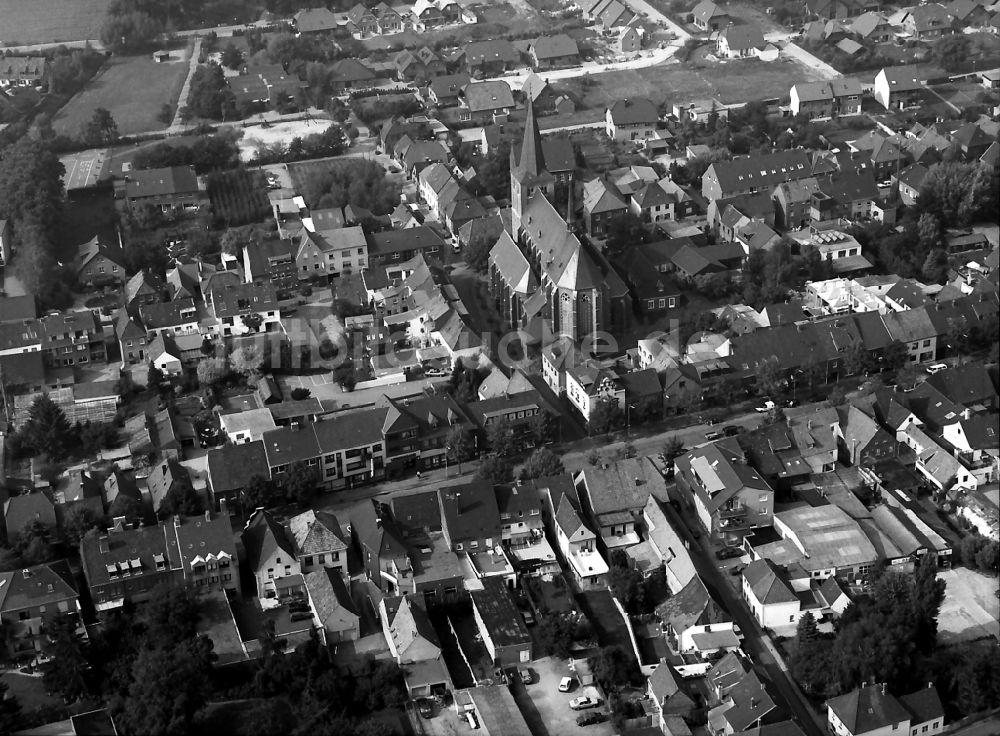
(722, 425, 740, 437)
(729, 564, 745, 576)
(576, 712, 607, 726)
(716, 547, 742, 560)
(417, 699, 434, 719)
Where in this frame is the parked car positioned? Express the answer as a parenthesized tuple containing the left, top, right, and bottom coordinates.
(722, 425, 740, 437)
(570, 695, 601, 710)
(730, 564, 745, 576)
(755, 400, 776, 413)
(926, 363, 948, 375)
(716, 547, 742, 560)
(576, 712, 607, 726)
(463, 711, 479, 729)
(522, 610, 536, 626)
(417, 699, 434, 719)
(519, 669, 534, 685)
(558, 677, 575, 692)
(705, 430, 722, 440)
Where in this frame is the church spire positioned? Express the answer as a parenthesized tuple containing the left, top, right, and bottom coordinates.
(512, 99, 545, 184)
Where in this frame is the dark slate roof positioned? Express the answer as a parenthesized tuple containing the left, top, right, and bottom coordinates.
(607, 97, 658, 125)
(470, 577, 531, 647)
(207, 441, 271, 494)
(826, 685, 916, 734)
(242, 509, 297, 573)
(125, 166, 199, 199)
(439, 482, 502, 543)
(531, 34, 580, 60)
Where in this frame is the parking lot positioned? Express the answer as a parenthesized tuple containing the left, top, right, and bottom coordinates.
(512, 656, 614, 736)
(937, 567, 1000, 645)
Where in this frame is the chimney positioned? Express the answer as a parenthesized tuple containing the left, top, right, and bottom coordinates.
(98, 537, 109, 554)
(173, 515, 182, 529)
(219, 498, 228, 515)
(21, 569, 31, 579)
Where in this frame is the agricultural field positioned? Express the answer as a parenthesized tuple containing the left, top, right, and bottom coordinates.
(0, 0, 111, 45)
(542, 56, 824, 128)
(52, 52, 189, 137)
(207, 169, 271, 227)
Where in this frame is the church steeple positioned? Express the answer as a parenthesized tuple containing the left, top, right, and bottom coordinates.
(510, 99, 554, 237)
(512, 99, 545, 184)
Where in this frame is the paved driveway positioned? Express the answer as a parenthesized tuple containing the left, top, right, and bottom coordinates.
(936, 568, 1000, 645)
(514, 656, 614, 736)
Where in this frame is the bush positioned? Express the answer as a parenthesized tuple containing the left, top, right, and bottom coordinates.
(207, 169, 271, 227)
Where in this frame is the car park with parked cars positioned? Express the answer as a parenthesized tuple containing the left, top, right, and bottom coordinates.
(569, 695, 600, 710)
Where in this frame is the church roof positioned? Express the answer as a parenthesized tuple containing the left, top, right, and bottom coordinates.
(512, 100, 554, 188)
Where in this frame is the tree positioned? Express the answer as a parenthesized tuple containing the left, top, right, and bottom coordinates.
(63, 505, 102, 546)
(229, 346, 264, 383)
(911, 554, 946, 653)
(475, 455, 513, 484)
(22, 394, 74, 457)
(588, 646, 638, 692)
(290, 387, 311, 400)
(82, 107, 119, 146)
(109, 494, 142, 525)
(184, 62, 235, 121)
(921, 248, 949, 284)
(486, 417, 518, 457)
(519, 448, 565, 480)
(115, 637, 213, 736)
(243, 474, 280, 512)
(882, 341, 909, 373)
(529, 410, 556, 446)
(589, 399, 623, 436)
(200, 337, 216, 357)
(445, 426, 473, 474)
(221, 42, 244, 70)
(16, 520, 56, 564)
(158, 481, 205, 520)
(975, 541, 998, 573)
(100, 9, 161, 53)
(280, 461, 320, 505)
(147, 363, 165, 392)
(43, 613, 90, 701)
(535, 613, 578, 659)
(242, 313, 264, 333)
(197, 357, 229, 387)
(608, 552, 645, 614)
(826, 385, 847, 408)
(933, 34, 971, 72)
(0, 679, 21, 734)
(661, 437, 685, 464)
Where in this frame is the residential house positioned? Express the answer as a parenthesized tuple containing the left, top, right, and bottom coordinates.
(674, 442, 775, 544)
(463, 40, 521, 76)
(837, 404, 900, 466)
(242, 508, 300, 599)
(382, 394, 474, 473)
(287, 510, 348, 576)
(740, 558, 801, 628)
(583, 178, 628, 236)
(459, 80, 515, 123)
(471, 577, 532, 665)
(549, 481, 609, 588)
(717, 24, 766, 59)
(702, 149, 813, 201)
(643, 496, 697, 593)
(295, 225, 367, 280)
(438, 483, 502, 554)
(850, 11, 894, 40)
(605, 97, 658, 142)
(206, 281, 282, 337)
(575, 457, 665, 549)
(205, 440, 271, 512)
(647, 664, 697, 728)
(616, 247, 682, 316)
(345, 3, 380, 36)
(119, 165, 206, 213)
(293, 7, 339, 33)
(39, 310, 107, 368)
(708, 669, 778, 735)
(353, 501, 412, 596)
(619, 24, 643, 52)
(873, 67, 924, 110)
(565, 364, 625, 425)
(427, 72, 471, 106)
(898, 3, 954, 38)
(80, 514, 238, 614)
(329, 58, 376, 92)
(76, 236, 126, 287)
(789, 79, 863, 118)
(0, 562, 82, 659)
(692, 0, 731, 30)
(375, 2, 407, 34)
(0, 56, 48, 87)
(529, 34, 580, 70)
(773, 178, 822, 230)
(305, 567, 359, 642)
(946, 0, 991, 26)
(379, 594, 441, 664)
(826, 683, 945, 736)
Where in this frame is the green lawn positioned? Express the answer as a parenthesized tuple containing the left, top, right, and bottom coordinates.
(53, 52, 190, 137)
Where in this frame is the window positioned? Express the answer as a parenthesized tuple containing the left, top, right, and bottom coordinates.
(303, 556, 313, 566)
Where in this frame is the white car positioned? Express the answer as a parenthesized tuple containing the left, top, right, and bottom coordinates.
(558, 677, 575, 692)
(570, 695, 600, 710)
(755, 400, 775, 413)
(926, 363, 948, 375)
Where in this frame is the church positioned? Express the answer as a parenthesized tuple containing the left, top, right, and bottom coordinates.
(487, 101, 632, 346)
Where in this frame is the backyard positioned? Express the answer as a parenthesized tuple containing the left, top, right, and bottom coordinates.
(52, 52, 190, 137)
